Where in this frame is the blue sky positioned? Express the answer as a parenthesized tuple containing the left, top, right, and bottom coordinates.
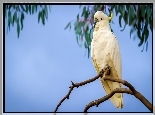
(5, 5, 153, 113)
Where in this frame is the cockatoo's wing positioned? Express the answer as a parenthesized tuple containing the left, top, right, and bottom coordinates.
(91, 31, 123, 109)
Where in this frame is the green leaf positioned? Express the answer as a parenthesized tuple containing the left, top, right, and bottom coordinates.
(20, 13, 24, 30)
(141, 44, 145, 52)
(120, 24, 126, 31)
(84, 41, 88, 48)
(130, 27, 135, 38)
(146, 6, 151, 22)
(76, 34, 79, 45)
(120, 5, 125, 17)
(38, 11, 42, 23)
(124, 11, 128, 24)
(129, 6, 135, 25)
(81, 21, 85, 27)
(41, 11, 45, 25)
(90, 29, 93, 39)
(17, 21, 20, 38)
(69, 24, 71, 31)
(149, 16, 152, 31)
(64, 22, 71, 30)
(138, 40, 143, 47)
(77, 14, 79, 21)
(32, 5, 35, 14)
(75, 27, 81, 34)
(133, 5, 136, 12)
(144, 25, 149, 43)
(74, 21, 78, 30)
(137, 29, 144, 47)
(137, 29, 141, 40)
(26, 5, 29, 13)
(12, 11, 17, 25)
(119, 15, 122, 27)
(126, 5, 130, 11)
(84, 11, 89, 19)
(81, 6, 86, 17)
(146, 41, 148, 51)
(20, 5, 26, 11)
(35, 5, 38, 12)
(85, 32, 90, 44)
(44, 6, 48, 19)
(8, 5, 12, 10)
(87, 46, 90, 58)
(29, 5, 32, 14)
(8, 10, 13, 25)
(7, 20, 11, 32)
(115, 5, 119, 16)
(141, 5, 145, 18)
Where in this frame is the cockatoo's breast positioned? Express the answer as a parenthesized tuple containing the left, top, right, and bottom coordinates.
(91, 30, 111, 60)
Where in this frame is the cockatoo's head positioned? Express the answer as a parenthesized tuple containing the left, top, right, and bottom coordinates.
(93, 11, 113, 28)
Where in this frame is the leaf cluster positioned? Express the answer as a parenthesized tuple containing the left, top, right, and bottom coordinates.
(64, 5, 152, 57)
(5, 5, 51, 38)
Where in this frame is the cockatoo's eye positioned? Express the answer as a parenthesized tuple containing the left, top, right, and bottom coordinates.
(101, 18, 102, 20)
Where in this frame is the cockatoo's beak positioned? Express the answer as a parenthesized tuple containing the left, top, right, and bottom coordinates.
(93, 21, 97, 28)
(93, 18, 99, 28)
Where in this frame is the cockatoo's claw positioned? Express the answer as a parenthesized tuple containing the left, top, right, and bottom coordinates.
(103, 64, 111, 75)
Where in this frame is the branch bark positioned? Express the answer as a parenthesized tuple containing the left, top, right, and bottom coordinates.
(54, 70, 152, 112)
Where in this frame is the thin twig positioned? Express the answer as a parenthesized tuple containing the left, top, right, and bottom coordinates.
(54, 70, 104, 112)
(84, 88, 133, 112)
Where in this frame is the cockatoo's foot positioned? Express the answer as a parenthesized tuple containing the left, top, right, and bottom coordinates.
(103, 64, 111, 75)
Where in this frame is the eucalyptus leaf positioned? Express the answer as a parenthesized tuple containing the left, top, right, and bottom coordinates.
(8, 11, 13, 25)
(20, 13, 24, 30)
(119, 15, 122, 27)
(64, 22, 71, 30)
(13, 11, 17, 24)
(17, 22, 20, 38)
(38, 11, 42, 23)
(146, 41, 148, 51)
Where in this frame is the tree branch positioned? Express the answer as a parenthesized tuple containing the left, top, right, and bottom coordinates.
(84, 88, 133, 112)
(54, 71, 152, 112)
(54, 70, 104, 112)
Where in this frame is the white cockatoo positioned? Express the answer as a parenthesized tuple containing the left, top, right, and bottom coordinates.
(91, 11, 123, 108)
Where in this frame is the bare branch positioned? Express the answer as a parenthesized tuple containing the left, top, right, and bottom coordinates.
(54, 70, 104, 112)
(84, 88, 133, 112)
(103, 77, 152, 112)
(54, 71, 152, 113)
